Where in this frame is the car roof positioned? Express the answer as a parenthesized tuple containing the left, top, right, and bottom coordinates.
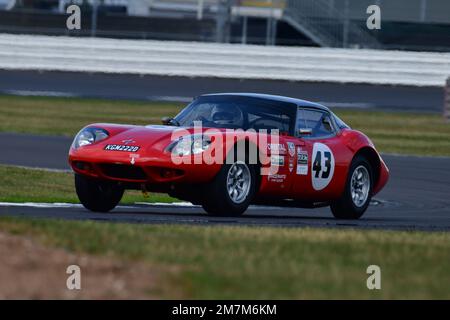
(200, 93, 331, 112)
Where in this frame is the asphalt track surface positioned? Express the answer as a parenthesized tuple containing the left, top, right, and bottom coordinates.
(0, 70, 444, 113)
(0, 132, 449, 231)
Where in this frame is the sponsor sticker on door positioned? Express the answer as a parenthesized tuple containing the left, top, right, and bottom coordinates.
(287, 142, 296, 157)
(268, 174, 287, 183)
(268, 143, 287, 155)
(297, 148, 308, 176)
(271, 155, 285, 167)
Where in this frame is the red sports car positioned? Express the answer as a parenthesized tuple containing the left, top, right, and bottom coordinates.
(68, 93, 389, 219)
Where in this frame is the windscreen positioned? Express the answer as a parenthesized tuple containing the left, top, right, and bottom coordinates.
(174, 96, 297, 135)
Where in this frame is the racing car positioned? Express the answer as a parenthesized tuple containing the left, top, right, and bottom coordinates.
(68, 93, 389, 219)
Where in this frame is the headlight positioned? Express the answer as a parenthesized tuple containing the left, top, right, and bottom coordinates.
(72, 128, 109, 149)
(168, 134, 212, 156)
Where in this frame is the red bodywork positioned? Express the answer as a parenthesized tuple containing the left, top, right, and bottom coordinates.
(69, 122, 389, 204)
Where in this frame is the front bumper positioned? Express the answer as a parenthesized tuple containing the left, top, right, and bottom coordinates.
(69, 148, 221, 185)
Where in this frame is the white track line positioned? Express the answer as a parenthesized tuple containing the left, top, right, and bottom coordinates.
(6, 165, 72, 174)
(0, 202, 194, 209)
(135, 202, 195, 207)
(0, 202, 291, 211)
(0, 202, 83, 208)
(3, 90, 79, 98)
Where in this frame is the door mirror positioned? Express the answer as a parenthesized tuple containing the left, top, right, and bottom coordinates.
(162, 117, 171, 125)
(162, 117, 180, 127)
(162, 117, 174, 125)
(298, 128, 313, 136)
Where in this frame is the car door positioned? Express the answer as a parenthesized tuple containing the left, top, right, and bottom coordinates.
(290, 108, 348, 201)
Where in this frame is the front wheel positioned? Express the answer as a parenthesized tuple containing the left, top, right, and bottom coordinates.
(330, 156, 373, 220)
(202, 161, 257, 217)
(75, 174, 124, 213)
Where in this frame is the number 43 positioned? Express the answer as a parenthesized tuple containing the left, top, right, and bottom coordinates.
(313, 151, 332, 179)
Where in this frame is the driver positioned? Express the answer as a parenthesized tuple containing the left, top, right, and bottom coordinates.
(211, 104, 243, 125)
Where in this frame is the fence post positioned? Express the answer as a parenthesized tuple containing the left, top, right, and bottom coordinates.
(197, 0, 204, 20)
(342, 0, 350, 48)
(91, 0, 98, 37)
(445, 77, 450, 122)
(216, 0, 231, 43)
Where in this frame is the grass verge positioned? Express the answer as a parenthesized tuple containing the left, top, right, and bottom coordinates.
(1, 95, 450, 156)
(0, 217, 449, 299)
(0, 165, 175, 204)
(0, 95, 180, 136)
(337, 109, 450, 156)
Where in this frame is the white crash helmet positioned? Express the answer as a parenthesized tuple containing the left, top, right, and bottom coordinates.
(211, 104, 243, 125)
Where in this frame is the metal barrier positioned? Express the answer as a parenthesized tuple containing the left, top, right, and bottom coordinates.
(0, 33, 449, 87)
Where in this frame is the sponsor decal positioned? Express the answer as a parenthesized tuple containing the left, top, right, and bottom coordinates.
(104, 144, 140, 152)
(287, 142, 296, 157)
(268, 143, 287, 154)
(268, 174, 287, 183)
(289, 158, 295, 173)
(297, 148, 309, 176)
(271, 155, 285, 167)
(311, 143, 335, 190)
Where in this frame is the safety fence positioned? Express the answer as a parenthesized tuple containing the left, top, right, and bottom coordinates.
(0, 33, 449, 87)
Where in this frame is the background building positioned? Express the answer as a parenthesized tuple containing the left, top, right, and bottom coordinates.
(0, 0, 449, 51)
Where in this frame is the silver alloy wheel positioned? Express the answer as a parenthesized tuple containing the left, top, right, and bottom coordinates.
(350, 165, 371, 207)
(226, 161, 251, 204)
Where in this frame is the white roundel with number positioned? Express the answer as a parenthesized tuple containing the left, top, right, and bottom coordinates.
(311, 143, 335, 191)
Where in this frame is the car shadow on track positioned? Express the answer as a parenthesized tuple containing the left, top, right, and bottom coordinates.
(109, 208, 396, 223)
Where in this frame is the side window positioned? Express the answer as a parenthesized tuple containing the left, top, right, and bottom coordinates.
(246, 104, 292, 134)
(318, 114, 335, 136)
(297, 109, 335, 138)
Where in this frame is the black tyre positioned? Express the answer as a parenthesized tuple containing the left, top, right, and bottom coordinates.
(75, 174, 124, 213)
(202, 160, 257, 217)
(330, 155, 373, 220)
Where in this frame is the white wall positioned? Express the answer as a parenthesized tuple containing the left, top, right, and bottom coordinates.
(0, 33, 448, 87)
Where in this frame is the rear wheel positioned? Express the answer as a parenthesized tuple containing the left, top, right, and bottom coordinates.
(330, 156, 372, 220)
(202, 161, 257, 217)
(75, 174, 124, 213)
